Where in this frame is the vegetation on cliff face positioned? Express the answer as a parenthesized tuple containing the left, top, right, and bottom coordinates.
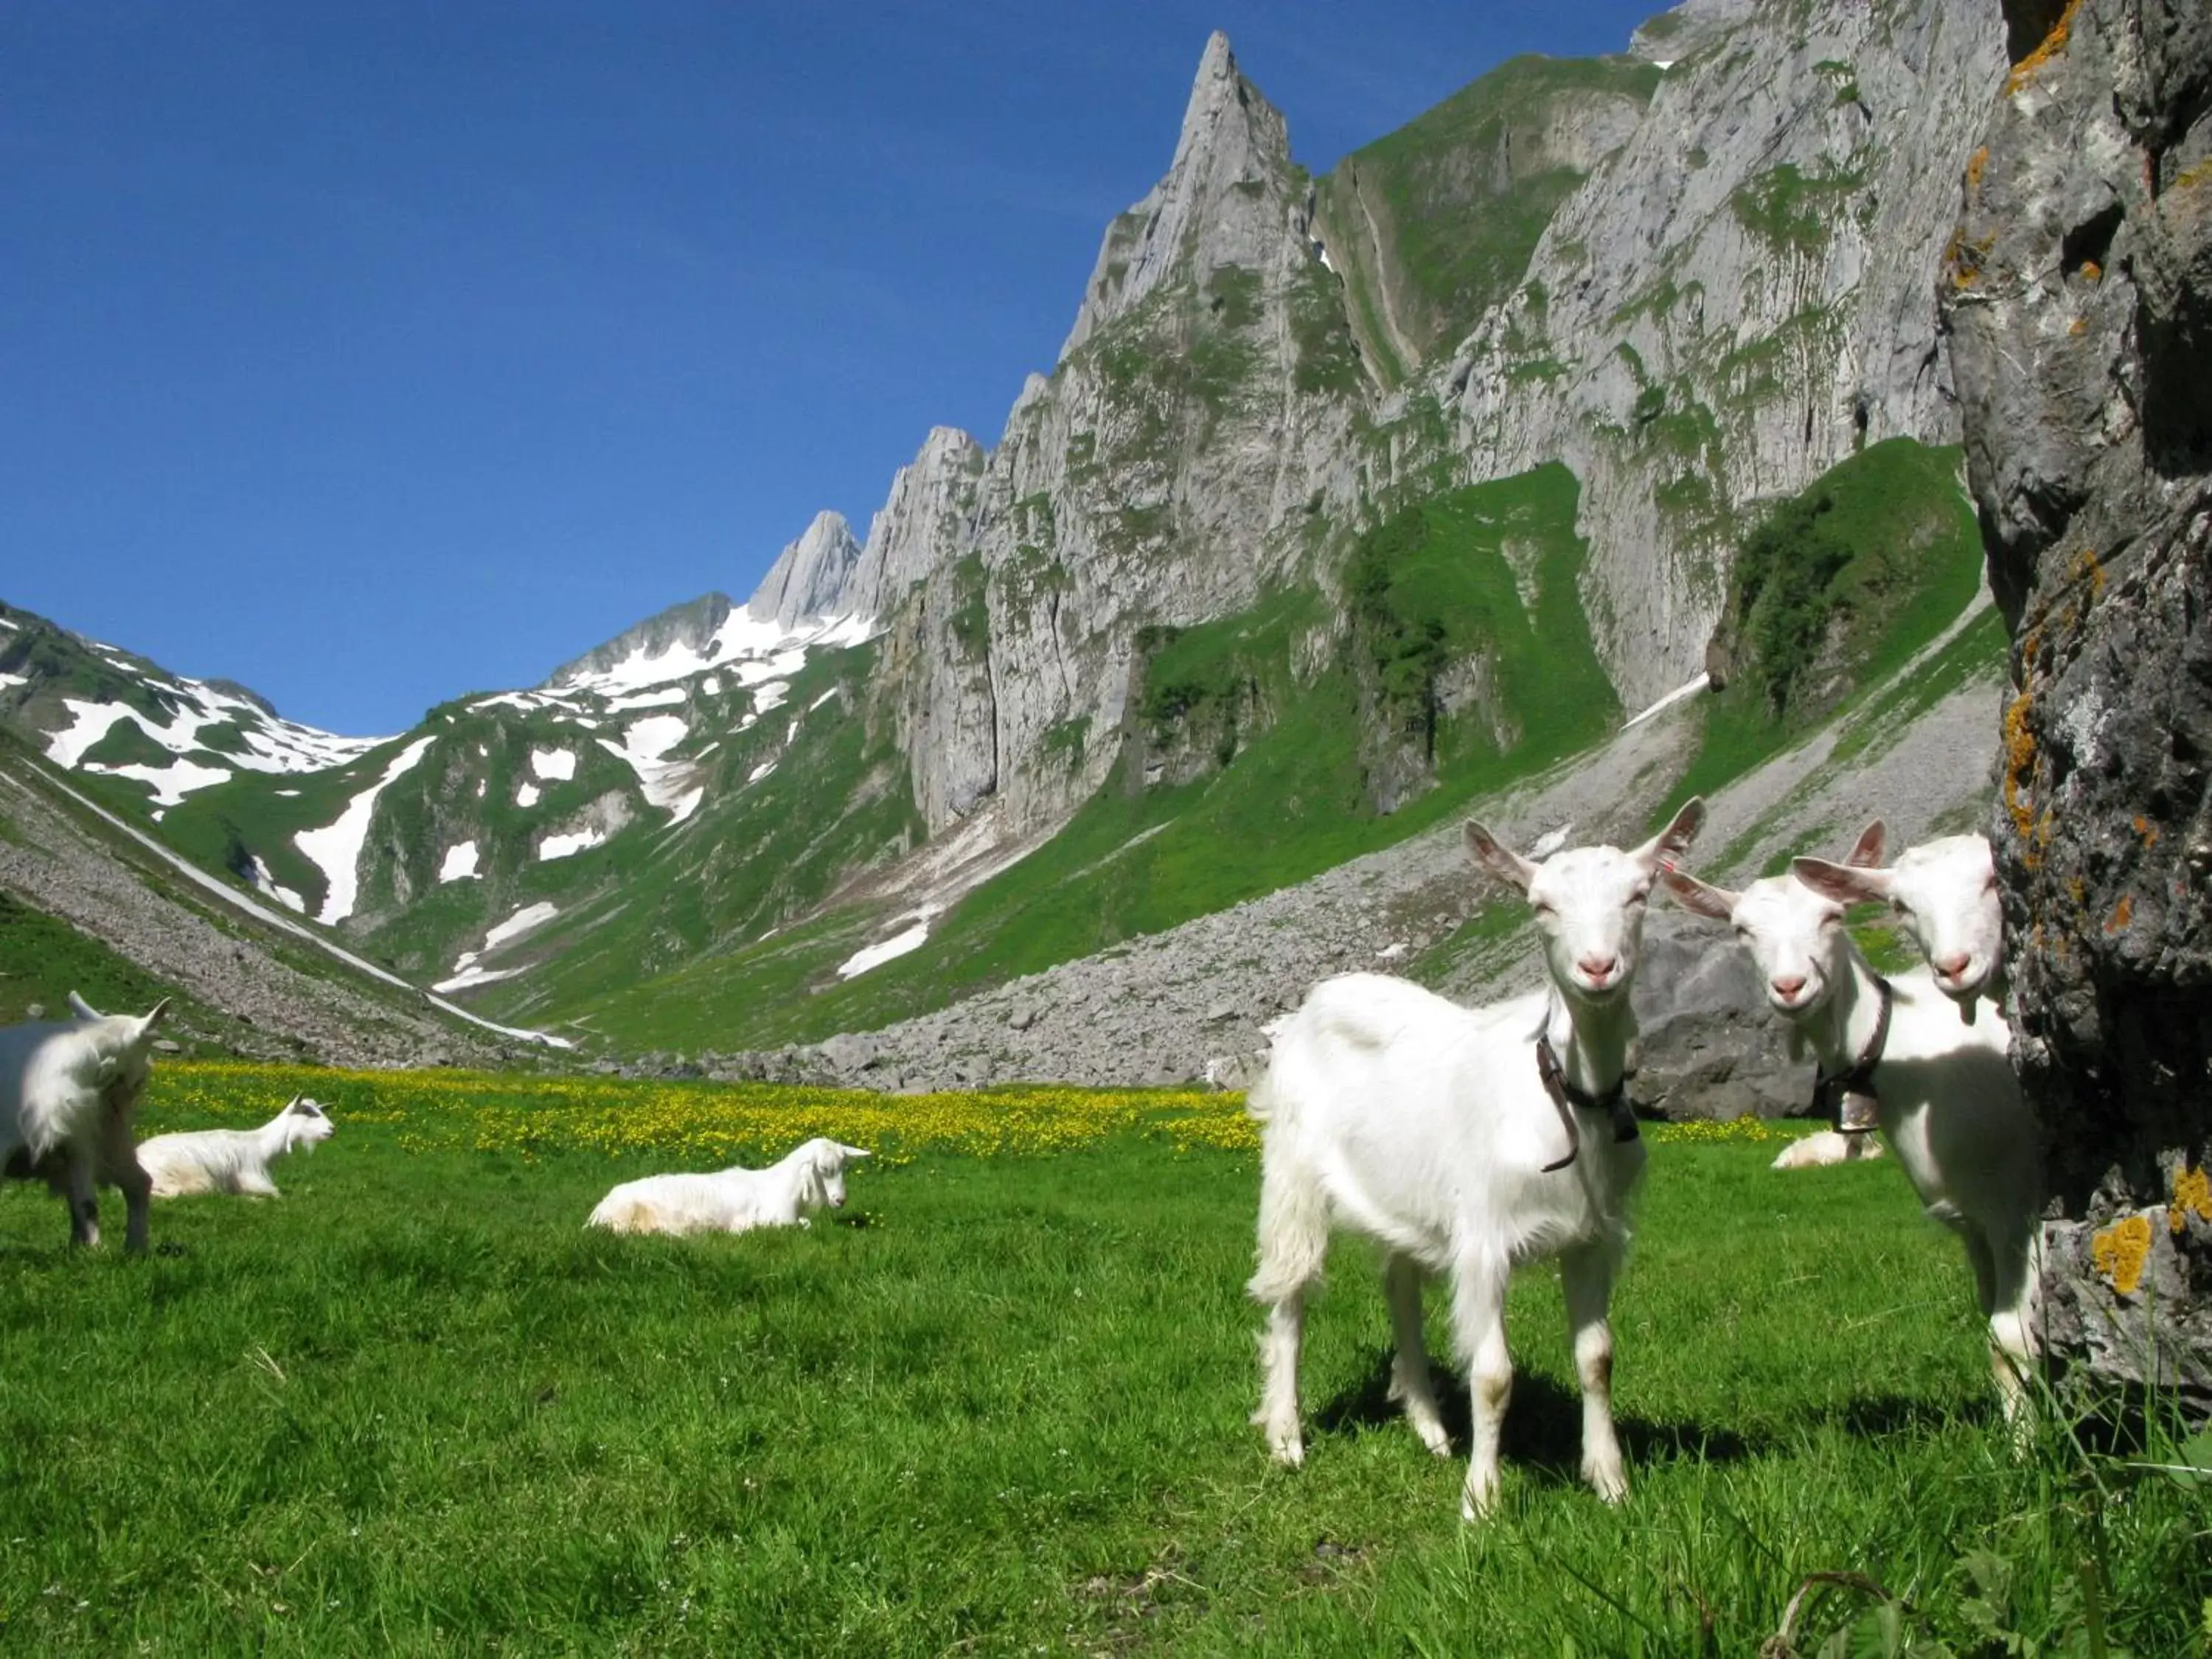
(1316, 53, 1662, 380)
(1671, 437, 1989, 814)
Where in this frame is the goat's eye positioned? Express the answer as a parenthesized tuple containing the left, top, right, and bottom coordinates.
(1530, 900, 1554, 917)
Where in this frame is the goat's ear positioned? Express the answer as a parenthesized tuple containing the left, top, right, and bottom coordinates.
(1792, 857, 1888, 906)
(136, 998, 173, 1037)
(1463, 821, 1537, 894)
(1843, 819, 1888, 869)
(839, 1143, 872, 1160)
(1660, 869, 1739, 921)
(1638, 796, 1707, 873)
(68, 990, 102, 1021)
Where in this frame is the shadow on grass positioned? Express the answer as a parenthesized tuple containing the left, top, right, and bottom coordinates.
(1315, 1347, 1759, 1480)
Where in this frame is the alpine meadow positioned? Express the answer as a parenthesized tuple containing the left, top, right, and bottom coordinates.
(4, 0, 2211, 1654)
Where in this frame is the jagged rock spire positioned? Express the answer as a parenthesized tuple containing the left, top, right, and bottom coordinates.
(1060, 31, 1296, 358)
(745, 509, 862, 632)
(846, 426, 986, 621)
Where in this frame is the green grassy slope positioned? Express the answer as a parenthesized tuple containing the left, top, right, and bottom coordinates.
(562, 465, 1618, 1050)
(1, 1073, 2199, 1655)
(1318, 55, 1662, 380)
(1660, 437, 1992, 822)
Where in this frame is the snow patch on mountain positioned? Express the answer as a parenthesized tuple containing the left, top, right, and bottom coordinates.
(439, 841, 481, 882)
(529, 747, 576, 781)
(837, 908, 941, 979)
(293, 736, 437, 925)
(554, 608, 869, 700)
(246, 855, 307, 914)
(516, 781, 540, 808)
(41, 671, 383, 799)
(486, 901, 559, 950)
(539, 824, 606, 861)
(595, 714, 698, 820)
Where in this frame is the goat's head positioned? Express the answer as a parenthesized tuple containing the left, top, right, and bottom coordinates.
(1663, 865, 1854, 1026)
(1464, 798, 1705, 1006)
(283, 1095, 336, 1152)
(1793, 831, 2002, 1013)
(793, 1137, 871, 1209)
(69, 992, 171, 1113)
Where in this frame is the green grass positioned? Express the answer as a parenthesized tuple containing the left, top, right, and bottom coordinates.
(0, 888, 200, 1030)
(4, 1075, 2202, 1655)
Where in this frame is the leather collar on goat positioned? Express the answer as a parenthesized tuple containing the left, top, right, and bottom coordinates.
(1534, 1028, 1641, 1174)
(1813, 973, 1893, 1133)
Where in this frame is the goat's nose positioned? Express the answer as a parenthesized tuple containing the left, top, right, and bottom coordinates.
(1935, 952, 1971, 980)
(1771, 974, 1807, 999)
(1578, 954, 1618, 982)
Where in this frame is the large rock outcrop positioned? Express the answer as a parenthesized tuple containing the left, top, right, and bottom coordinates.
(1942, 0, 2212, 1402)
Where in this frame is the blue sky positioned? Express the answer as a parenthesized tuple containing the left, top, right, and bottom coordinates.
(3, 1, 1663, 734)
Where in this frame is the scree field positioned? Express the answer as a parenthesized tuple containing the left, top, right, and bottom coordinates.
(1, 1067, 2204, 1655)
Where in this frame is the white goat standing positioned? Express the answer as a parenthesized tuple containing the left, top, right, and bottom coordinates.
(587, 1137, 871, 1236)
(0, 992, 170, 1251)
(1663, 855, 2042, 1424)
(136, 1096, 335, 1198)
(1249, 799, 1706, 1519)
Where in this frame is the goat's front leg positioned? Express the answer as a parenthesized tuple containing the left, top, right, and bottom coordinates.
(64, 1149, 101, 1248)
(1981, 1223, 2041, 1441)
(1384, 1253, 1451, 1457)
(1450, 1252, 1512, 1520)
(116, 1155, 153, 1254)
(1559, 1244, 1629, 1503)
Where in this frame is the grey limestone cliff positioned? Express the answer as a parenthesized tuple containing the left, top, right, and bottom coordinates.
(860, 4, 2009, 849)
(1417, 0, 2007, 708)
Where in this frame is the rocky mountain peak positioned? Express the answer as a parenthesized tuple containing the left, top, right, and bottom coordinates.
(545, 592, 735, 688)
(745, 509, 863, 631)
(1629, 0, 1761, 64)
(1060, 31, 1298, 357)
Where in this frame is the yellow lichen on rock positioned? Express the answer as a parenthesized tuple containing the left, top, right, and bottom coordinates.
(2091, 1214, 2154, 1295)
(2007, 0, 2084, 95)
(2003, 690, 2040, 846)
(2172, 1165, 2212, 1235)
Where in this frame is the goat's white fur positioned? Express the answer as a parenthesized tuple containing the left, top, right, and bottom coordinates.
(1663, 863, 2042, 1424)
(0, 992, 170, 1251)
(1770, 1129, 1887, 1170)
(1248, 799, 1705, 1519)
(587, 1137, 871, 1236)
(1795, 828, 2004, 1021)
(137, 1095, 335, 1198)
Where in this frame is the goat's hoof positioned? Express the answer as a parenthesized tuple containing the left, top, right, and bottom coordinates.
(1460, 1477, 1500, 1522)
(1585, 1464, 1629, 1504)
(1255, 1418, 1304, 1467)
(1413, 1420, 1453, 1458)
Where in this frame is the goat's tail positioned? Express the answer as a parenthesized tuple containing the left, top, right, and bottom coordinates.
(1248, 1144, 1330, 1305)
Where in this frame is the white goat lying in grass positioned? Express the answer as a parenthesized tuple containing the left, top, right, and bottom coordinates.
(587, 1137, 871, 1236)
(0, 992, 169, 1251)
(1663, 849, 2043, 1425)
(137, 1096, 335, 1197)
(1250, 799, 1706, 1519)
(1771, 1129, 1886, 1170)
